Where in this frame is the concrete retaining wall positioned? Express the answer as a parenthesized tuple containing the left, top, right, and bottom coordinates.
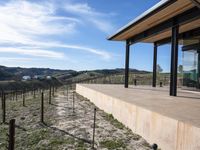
(76, 84, 200, 150)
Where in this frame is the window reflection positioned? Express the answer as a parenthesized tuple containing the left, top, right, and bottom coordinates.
(182, 37, 200, 91)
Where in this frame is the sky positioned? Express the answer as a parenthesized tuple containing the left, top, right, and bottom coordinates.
(0, 0, 182, 72)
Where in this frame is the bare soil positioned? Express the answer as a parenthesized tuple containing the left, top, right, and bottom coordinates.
(0, 87, 152, 150)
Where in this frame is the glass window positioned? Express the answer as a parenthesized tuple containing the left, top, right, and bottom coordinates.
(182, 37, 200, 91)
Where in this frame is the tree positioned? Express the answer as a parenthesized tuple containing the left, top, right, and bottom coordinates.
(178, 65, 183, 74)
(156, 64, 163, 73)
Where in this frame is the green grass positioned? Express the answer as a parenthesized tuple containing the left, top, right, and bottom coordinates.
(0, 125, 8, 150)
(0, 88, 152, 150)
(26, 128, 50, 146)
(75, 140, 87, 150)
(100, 139, 126, 149)
(125, 128, 141, 141)
(51, 136, 75, 146)
(104, 114, 125, 129)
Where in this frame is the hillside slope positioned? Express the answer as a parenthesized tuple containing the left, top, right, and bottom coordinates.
(0, 65, 76, 81)
(0, 65, 149, 83)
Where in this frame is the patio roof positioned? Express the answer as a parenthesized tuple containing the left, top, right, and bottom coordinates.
(108, 0, 199, 43)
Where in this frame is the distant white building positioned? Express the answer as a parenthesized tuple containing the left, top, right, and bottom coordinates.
(34, 75, 45, 80)
(22, 76, 31, 81)
(33, 75, 39, 79)
(46, 76, 52, 79)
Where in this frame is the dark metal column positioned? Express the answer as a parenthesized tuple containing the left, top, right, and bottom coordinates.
(170, 38, 175, 96)
(170, 23, 179, 96)
(125, 40, 130, 88)
(152, 43, 157, 87)
(197, 51, 200, 89)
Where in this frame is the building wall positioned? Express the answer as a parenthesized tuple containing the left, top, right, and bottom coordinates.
(76, 84, 200, 150)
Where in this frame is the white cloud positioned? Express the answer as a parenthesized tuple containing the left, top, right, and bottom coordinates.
(0, 57, 34, 62)
(0, 0, 77, 39)
(64, 3, 101, 16)
(19, 41, 111, 59)
(63, 2, 115, 33)
(0, 47, 64, 59)
(0, 0, 113, 61)
(55, 44, 111, 59)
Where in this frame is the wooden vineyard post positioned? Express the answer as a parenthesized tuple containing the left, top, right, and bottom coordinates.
(12, 91, 14, 101)
(72, 91, 75, 113)
(22, 90, 25, 107)
(41, 92, 44, 123)
(15, 91, 17, 101)
(2, 92, 6, 123)
(67, 86, 69, 101)
(8, 92, 11, 101)
(20, 91, 23, 99)
(52, 86, 55, 97)
(8, 119, 15, 150)
(33, 89, 36, 99)
(92, 108, 97, 149)
(134, 79, 137, 86)
(49, 86, 51, 104)
(1, 90, 3, 109)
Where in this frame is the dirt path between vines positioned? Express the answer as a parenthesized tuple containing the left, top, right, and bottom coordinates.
(52, 90, 152, 150)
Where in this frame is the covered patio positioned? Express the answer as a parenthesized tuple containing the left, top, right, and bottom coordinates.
(108, 0, 200, 96)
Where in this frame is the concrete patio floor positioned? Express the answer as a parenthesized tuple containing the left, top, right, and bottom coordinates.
(76, 84, 200, 150)
(77, 84, 200, 127)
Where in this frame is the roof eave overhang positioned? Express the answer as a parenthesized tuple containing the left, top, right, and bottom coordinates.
(129, 7, 200, 44)
(190, 0, 200, 8)
(107, 0, 176, 41)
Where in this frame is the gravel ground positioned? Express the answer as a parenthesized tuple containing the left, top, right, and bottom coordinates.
(0, 87, 153, 150)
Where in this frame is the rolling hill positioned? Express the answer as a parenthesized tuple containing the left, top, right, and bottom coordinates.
(0, 65, 149, 82)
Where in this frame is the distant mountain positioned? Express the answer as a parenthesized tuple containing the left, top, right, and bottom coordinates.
(0, 69, 14, 80)
(60, 68, 150, 84)
(0, 65, 149, 81)
(0, 65, 76, 81)
(89, 68, 149, 75)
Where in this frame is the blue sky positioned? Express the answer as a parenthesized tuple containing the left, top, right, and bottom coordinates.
(0, 0, 182, 72)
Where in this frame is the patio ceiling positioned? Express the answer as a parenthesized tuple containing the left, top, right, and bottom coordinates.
(143, 18, 200, 43)
(108, 0, 197, 42)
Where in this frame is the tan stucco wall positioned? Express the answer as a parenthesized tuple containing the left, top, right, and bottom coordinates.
(76, 84, 200, 150)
